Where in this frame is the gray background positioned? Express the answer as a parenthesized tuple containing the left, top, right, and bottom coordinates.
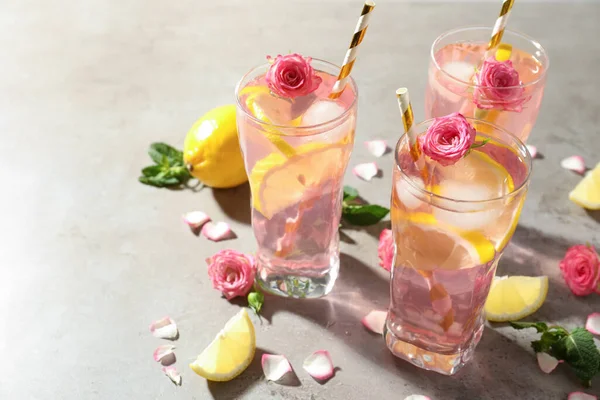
(1, 0, 599, 399)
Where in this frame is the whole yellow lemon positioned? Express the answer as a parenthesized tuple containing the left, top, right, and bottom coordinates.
(183, 105, 248, 188)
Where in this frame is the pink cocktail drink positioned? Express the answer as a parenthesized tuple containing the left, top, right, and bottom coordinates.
(425, 27, 548, 142)
(385, 118, 531, 375)
(235, 59, 357, 298)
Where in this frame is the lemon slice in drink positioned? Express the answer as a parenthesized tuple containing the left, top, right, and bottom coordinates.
(569, 162, 600, 210)
(189, 309, 256, 382)
(249, 143, 348, 219)
(240, 85, 300, 157)
(395, 215, 496, 271)
(485, 276, 549, 322)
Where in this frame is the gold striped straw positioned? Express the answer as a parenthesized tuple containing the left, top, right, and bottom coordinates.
(475, 0, 516, 120)
(395, 88, 419, 162)
(329, 0, 376, 100)
(396, 87, 454, 332)
(487, 0, 515, 52)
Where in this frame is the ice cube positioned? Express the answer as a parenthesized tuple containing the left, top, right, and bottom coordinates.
(442, 61, 476, 83)
(396, 178, 425, 210)
(433, 181, 500, 231)
(301, 100, 353, 143)
(437, 181, 494, 203)
(301, 100, 345, 126)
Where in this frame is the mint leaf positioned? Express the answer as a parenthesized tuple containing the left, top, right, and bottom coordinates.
(554, 328, 600, 385)
(149, 143, 183, 165)
(509, 321, 548, 333)
(140, 143, 191, 188)
(248, 291, 265, 315)
(142, 165, 162, 177)
(139, 175, 179, 187)
(533, 330, 567, 353)
(342, 204, 389, 226)
(343, 186, 359, 202)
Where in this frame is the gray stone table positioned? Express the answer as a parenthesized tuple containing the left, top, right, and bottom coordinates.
(1, 0, 599, 399)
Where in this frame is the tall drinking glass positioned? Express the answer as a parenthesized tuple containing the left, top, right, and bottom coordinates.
(235, 60, 357, 299)
(384, 118, 531, 375)
(425, 27, 549, 142)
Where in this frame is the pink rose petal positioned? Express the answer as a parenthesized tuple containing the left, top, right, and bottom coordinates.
(404, 396, 431, 400)
(586, 313, 600, 335)
(352, 162, 378, 181)
(261, 354, 293, 382)
(568, 392, 597, 400)
(536, 352, 560, 373)
(149, 317, 178, 340)
(561, 155, 586, 175)
(182, 211, 211, 229)
(162, 366, 182, 386)
(365, 140, 388, 158)
(362, 310, 387, 335)
(201, 222, 236, 241)
(153, 344, 176, 363)
(526, 145, 538, 159)
(303, 350, 335, 381)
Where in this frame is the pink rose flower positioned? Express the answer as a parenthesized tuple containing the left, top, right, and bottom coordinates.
(473, 57, 528, 112)
(419, 112, 476, 166)
(378, 229, 394, 272)
(559, 244, 600, 296)
(265, 53, 322, 99)
(206, 249, 256, 300)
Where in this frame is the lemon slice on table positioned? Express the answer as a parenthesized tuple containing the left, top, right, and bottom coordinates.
(249, 143, 348, 219)
(485, 276, 549, 322)
(189, 309, 256, 382)
(569, 162, 600, 210)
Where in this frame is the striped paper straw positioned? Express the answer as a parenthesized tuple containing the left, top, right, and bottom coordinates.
(487, 0, 515, 51)
(395, 88, 454, 332)
(395, 88, 419, 161)
(329, 0, 376, 100)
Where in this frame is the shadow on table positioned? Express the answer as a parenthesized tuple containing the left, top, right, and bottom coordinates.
(212, 182, 251, 225)
(503, 225, 600, 321)
(257, 225, 600, 398)
(207, 347, 301, 400)
(585, 209, 600, 224)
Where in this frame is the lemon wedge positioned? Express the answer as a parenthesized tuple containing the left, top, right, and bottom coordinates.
(485, 276, 549, 322)
(569, 162, 600, 210)
(190, 309, 256, 382)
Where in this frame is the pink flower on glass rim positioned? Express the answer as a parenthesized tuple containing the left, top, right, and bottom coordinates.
(206, 249, 256, 300)
(378, 229, 394, 272)
(559, 244, 600, 296)
(419, 112, 476, 166)
(474, 57, 528, 112)
(265, 53, 322, 99)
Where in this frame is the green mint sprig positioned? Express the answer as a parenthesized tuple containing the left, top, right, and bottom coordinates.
(139, 143, 192, 188)
(248, 290, 265, 316)
(511, 321, 600, 386)
(341, 186, 389, 226)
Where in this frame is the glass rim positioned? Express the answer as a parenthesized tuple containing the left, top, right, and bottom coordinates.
(234, 58, 358, 134)
(430, 26, 550, 90)
(394, 117, 532, 205)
